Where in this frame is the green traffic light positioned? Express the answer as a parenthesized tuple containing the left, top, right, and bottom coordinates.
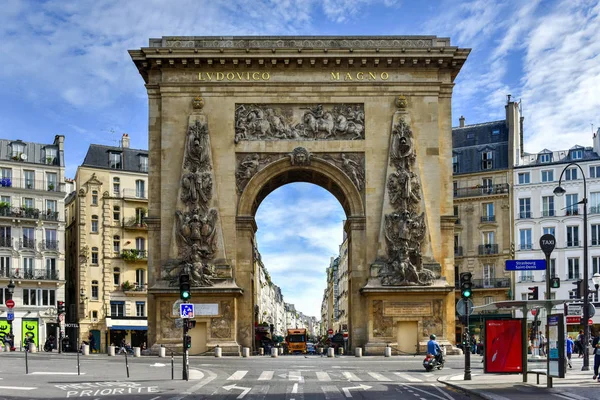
(462, 290, 472, 298)
(182, 291, 190, 299)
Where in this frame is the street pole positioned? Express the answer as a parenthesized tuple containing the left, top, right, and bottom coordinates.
(545, 251, 553, 388)
(464, 300, 471, 380)
(7, 280, 14, 350)
(182, 320, 188, 381)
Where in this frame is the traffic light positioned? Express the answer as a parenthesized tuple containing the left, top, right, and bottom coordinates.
(57, 301, 65, 314)
(187, 320, 196, 330)
(571, 280, 583, 299)
(550, 277, 560, 289)
(527, 286, 539, 300)
(184, 335, 192, 349)
(179, 274, 191, 301)
(460, 272, 472, 299)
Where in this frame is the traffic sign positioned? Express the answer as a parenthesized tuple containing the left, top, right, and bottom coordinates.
(5, 299, 14, 309)
(343, 332, 349, 341)
(505, 260, 546, 271)
(180, 303, 194, 319)
(567, 304, 583, 316)
(328, 328, 333, 335)
(6, 312, 14, 321)
(456, 298, 474, 316)
(540, 234, 556, 256)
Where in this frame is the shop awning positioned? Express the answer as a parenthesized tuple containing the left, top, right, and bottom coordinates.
(110, 326, 147, 331)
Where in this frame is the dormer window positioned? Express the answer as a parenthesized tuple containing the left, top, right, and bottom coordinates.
(452, 155, 458, 173)
(44, 147, 57, 165)
(109, 152, 122, 169)
(481, 151, 493, 170)
(11, 142, 25, 159)
(492, 129, 500, 135)
(139, 156, 148, 173)
(571, 149, 583, 160)
(466, 133, 475, 140)
(540, 153, 551, 163)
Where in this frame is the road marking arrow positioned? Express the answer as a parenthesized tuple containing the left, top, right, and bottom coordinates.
(342, 384, 371, 398)
(223, 384, 252, 399)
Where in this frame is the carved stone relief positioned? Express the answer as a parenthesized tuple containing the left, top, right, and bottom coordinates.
(211, 300, 233, 339)
(162, 38, 435, 50)
(379, 117, 435, 286)
(372, 300, 393, 338)
(289, 147, 312, 166)
(421, 300, 444, 338)
(234, 104, 364, 143)
(159, 301, 180, 340)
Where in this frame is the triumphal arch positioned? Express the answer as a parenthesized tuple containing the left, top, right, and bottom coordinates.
(129, 36, 469, 355)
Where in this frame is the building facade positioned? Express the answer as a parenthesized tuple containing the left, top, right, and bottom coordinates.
(513, 130, 600, 327)
(452, 100, 522, 341)
(65, 134, 149, 351)
(0, 135, 66, 349)
(335, 235, 349, 333)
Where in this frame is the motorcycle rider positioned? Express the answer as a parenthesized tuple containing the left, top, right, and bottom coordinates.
(427, 334, 443, 364)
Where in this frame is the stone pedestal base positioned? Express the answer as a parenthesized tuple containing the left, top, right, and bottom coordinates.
(209, 342, 240, 356)
(364, 342, 389, 356)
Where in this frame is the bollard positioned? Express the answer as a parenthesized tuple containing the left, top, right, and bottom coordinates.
(214, 346, 222, 358)
(318, 347, 323, 355)
(108, 346, 115, 356)
(133, 347, 141, 357)
(242, 347, 250, 357)
(76, 338, 80, 376)
(355, 348, 362, 357)
(327, 347, 334, 358)
(25, 346, 29, 374)
(259, 348, 264, 356)
(384, 346, 392, 357)
(271, 347, 278, 358)
(159, 346, 166, 358)
(29, 342, 37, 353)
(278, 347, 283, 355)
(83, 344, 90, 356)
(125, 350, 130, 378)
(4, 344, 9, 352)
(171, 352, 174, 380)
(338, 347, 344, 356)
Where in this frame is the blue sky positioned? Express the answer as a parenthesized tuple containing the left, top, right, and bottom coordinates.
(1, 0, 599, 317)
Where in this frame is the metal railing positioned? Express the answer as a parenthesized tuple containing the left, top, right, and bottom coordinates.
(0, 207, 40, 219)
(542, 210, 555, 217)
(519, 275, 534, 282)
(519, 211, 532, 219)
(0, 178, 64, 192)
(19, 238, 36, 249)
(42, 240, 59, 251)
(122, 217, 148, 229)
(566, 241, 581, 247)
(590, 206, 600, 215)
(566, 208, 580, 216)
(454, 246, 463, 257)
(124, 283, 148, 292)
(122, 189, 147, 199)
(121, 249, 148, 261)
(453, 183, 510, 199)
(519, 243, 533, 250)
(0, 236, 12, 248)
(40, 211, 60, 221)
(454, 278, 511, 289)
(478, 244, 499, 255)
(2, 268, 60, 281)
(481, 215, 495, 223)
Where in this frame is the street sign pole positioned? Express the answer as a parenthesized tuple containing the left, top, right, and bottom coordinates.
(540, 233, 556, 388)
(464, 299, 471, 380)
(182, 318, 189, 381)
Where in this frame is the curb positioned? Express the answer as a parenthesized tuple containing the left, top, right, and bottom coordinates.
(437, 376, 510, 400)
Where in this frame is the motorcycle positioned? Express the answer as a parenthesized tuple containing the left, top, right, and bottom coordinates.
(44, 339, 55, 352)
(423, 353, 444, 371)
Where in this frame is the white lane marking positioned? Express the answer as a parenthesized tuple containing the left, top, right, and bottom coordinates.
(316, 371, 331, 381)
(292, 383, 298, 393)
(222, 384, 251, 399)
(342, 371, 361, 381)
(394, 372, 422, 382)
(430, 383, 456, 400)
(30, 372, 85, 375)
(552, 395, 587, 400)
(289, 370, 304, 382)
(398, 383, 447, 400)
(227, 370, 248, 380)
(150, 363, 166, 367)
(367, 372, 391, 381)
(149, 397, 161, 400)
(0, 386, 37, 390)
(342, 384, 371, 398)
(188, 369, 204, 380)
(169, 368, 217, 399)
(258, 370, 274, 380)
(251, 385, 269, 400)
(321, 385, 344, 400)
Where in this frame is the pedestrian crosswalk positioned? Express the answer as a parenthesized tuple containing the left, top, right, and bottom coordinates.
(222, 369, 435, 383)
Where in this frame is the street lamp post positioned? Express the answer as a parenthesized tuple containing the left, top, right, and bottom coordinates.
(7, 279, 15, 349)
(555, 162, 590, 371)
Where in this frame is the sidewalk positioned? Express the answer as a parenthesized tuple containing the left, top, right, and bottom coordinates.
(439, 365, 600, 400)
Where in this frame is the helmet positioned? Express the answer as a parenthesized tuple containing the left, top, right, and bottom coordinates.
(430, 334, 436, 340)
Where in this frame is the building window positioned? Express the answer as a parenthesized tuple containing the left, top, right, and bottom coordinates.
(568, 258, 580, 280)
(483, 264, 494, 287)
(22, 227, 34, 248)
(22, 197, 34, 209)
(0, 257, 10, 278)
(540, 153, 551, 163)
(453, 181, 458, 196)
(466, 133, 475, 139)
(24, 170, 35, 189)
(113, 177, 120, 196)
(91, 215, 99, 233)
(91, 280, 99, 300)
(549, 258, 556, 278)
(139, 156, 148, 173)
(44, 147, 57, 164)
(481, 151, 493, 170)
(23, 288, 55, 306)
(91, 190, 98, 205)
(593, 225, 600, 246)
(136, 237, 146, 251)
(492, 129, 500, 135)
(136, 268, 145, 286)
(135, 180, 145, 198)
(518, 172, 530, 184)
(136, 302, 146, 317)
(521, 271, 533, 282)
(110, 301, 125, 317)
(566, 193, 579, 215)
(92, 311, 98, 320)
(113, 206, 120, 221)
(45, 258, 56, 279)
(593, 257, 600, 275)
(482, 202, 494, 222)
(453, 205, 459, 217)
(542, 196, 554, 217)
(113, 235, 120, 253)
(566, 226, 580, 247)
(571, 149, 583, 160)
(543, 226, 555, 236)
(519, 198, 531, 219)
(23, 257, 33, 278)
(109, 152, 122, 169)
(11, 142, 25, 158)
(541, 170, 554, 182)
(135, 208, 146, 223)
(113, 267, 120, 285)
(481, 178, 493, 189)
(0, 195, 10, 206)
(483, 231, 495, 245)
(519, 229, 532, 250)
(91, 247, 99, 265)
(591, 192, 600, 214)
(452, 156, 458, 173)
(565, 168, 578, 180)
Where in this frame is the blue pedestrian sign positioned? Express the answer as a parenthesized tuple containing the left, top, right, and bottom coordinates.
(6, 312, 14, 322)
(505, 259, 546, 271)
(180, 303, 194, 319)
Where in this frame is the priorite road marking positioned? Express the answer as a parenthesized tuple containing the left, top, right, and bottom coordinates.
(367, 372, 391, 381)
(316, 371, 331, 381)
(227, 370, 248, 380)
(394, 372, 422, 382)
(342, 372, 361, 381)
(289, 370, 304, 382)
(258, 370, 274, 380)
(0, 386, 37, 391)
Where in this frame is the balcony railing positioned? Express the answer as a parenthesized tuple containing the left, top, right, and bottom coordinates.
(519, 275, 534, 282)
(122, 217, 148, 229)
(122, 189, 147, 199)
(566, 208, 580, 216)
(1, 268, 60, 281)
(0, 236, 12, 248)
(481, 215, 495, 223)
(455, 278, 511, 289)
(519, 211, 532, 219)
(541, 210, 555, 217)
(0, 178, 64, 193)
(42, 240, 59, 251)
(590, 206, 600, 214)
(40, 211, 60, 221)
(453, 183, 510, 199)
(19, 238, 36, 249)
(121, 249, 147, 261)
(566, 241, 581, 247)
(478, 244, 499, 255)
(0, 206, 40, 219)
(519, 243, 533, 250)
(454, 246, 463, 257)
(123, 283, 148, 292)
(592, 239, 600, 246)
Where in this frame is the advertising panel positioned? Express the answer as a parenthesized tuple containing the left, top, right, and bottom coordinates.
(485, 320, 523, 373)
(22, 319, 38, 347)
(0, 319, 9, 344)
(548, 314, 565, 378)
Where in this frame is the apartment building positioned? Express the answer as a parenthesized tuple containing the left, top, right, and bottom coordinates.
(0, 136, 66, 349)
(334, 235, 349, 333)
(513, 130, 600, 327)
(65, 134, 148, 351)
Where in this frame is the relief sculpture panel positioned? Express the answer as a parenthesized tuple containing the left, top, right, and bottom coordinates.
(235, 104, 364, 143)
(210, 300, 233, 339)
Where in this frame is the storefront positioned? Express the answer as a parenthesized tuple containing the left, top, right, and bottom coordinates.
(106, 317, 147, 350)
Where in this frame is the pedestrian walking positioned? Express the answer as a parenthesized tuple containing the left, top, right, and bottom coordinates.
(539, 331, 546, 357)
(577, 330, 585, 358)
(118, 338, 127, 355)
(592, 335, 600, 381)
(88, 333, 96, 354)
(566, 335, 574, 369)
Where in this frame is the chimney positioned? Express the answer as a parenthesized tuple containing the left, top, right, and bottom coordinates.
(121, 133, 130, 149)
(459, 116, 465, 127)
